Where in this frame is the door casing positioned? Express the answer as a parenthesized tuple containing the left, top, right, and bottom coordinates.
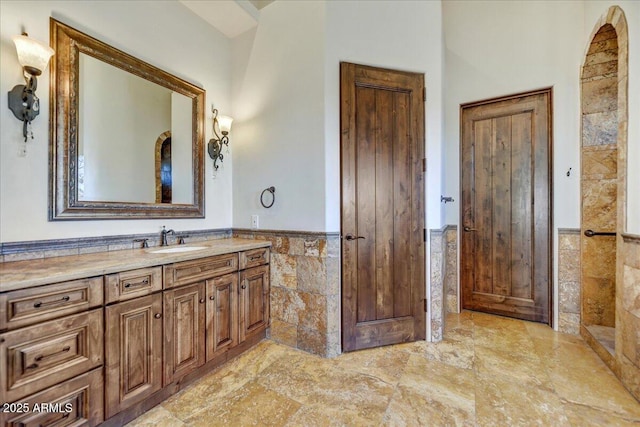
(459, 88, 553, 325)
(340, 62, 426, 352)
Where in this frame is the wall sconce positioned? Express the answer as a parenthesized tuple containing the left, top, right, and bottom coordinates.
(7, 33, 55, 142)
(207, 107, 233, 171)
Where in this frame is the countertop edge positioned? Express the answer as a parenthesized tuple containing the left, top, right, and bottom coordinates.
(0, 238, 271, 292)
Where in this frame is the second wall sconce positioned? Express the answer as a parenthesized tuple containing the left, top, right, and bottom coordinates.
(8, 33, 55, 142)
(207, 106, 233, 171)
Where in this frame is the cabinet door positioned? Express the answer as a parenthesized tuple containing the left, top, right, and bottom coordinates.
(239, 265, 270, 342)
(105, 294, 162, 419)
(206, 273, 238, 361)
(164, 283, 205, 384)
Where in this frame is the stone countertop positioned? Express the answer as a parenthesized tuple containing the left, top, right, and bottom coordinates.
(0, 238, 271, 292)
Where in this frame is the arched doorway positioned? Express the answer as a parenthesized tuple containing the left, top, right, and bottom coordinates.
(155, 131, 172, 203)
(580, 6, 628, 370)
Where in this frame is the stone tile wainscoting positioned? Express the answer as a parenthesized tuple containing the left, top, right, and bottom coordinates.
(233, 229, 341, 358)
(619, 233, 640, 401)
(429, 229, 445, 342)
(429, 225, 458, 342)
(444, 226, 458, 315)
(558, 229, 581, 335)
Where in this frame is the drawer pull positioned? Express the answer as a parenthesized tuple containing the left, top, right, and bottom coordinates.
(248, 255, 262, 261)
(34, 346, 71, 362)
(124, 278, 149, 288)
(154, 313, 162, 319)
(33, 296, 70, 308)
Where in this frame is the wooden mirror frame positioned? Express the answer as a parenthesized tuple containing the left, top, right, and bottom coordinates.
(49, 18, 205, 220)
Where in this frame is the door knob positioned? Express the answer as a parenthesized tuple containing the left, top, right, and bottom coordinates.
(463, 226, 477, 232)
(345, 234, 365, 241)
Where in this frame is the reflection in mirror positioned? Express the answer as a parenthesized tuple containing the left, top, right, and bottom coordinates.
(50, 18, 205, 219)
(77, 53, 193, 204)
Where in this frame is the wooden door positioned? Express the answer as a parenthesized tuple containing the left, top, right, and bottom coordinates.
(206, 273, 238, 361)
(239, 265, 270, 342)
(105, 294, 162, 418)
(460, 88, 552, 324)
(340, 62, 426, 352)
(163, 283, 205, 383)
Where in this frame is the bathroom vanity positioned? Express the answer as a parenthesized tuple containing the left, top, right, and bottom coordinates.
(0, 238, 270, 426)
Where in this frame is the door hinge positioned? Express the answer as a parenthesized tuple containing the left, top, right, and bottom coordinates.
(422, 158, 426, 173)
(424, 298, 427, 312)
(422, 87, 426, 102)
(423, 228, 426, 242)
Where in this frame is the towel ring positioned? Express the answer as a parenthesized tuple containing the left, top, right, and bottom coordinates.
(260, 186, 276, 208)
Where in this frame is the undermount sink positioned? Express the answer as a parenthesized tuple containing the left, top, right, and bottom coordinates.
(149, 246, 208, 254)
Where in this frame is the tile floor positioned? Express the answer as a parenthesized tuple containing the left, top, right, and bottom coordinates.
(127, 311, 640, 426)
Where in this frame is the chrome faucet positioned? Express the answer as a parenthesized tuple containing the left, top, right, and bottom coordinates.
(161, 226, 175, 246)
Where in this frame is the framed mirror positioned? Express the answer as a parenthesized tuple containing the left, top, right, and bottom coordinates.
(49, 18, 205, 220)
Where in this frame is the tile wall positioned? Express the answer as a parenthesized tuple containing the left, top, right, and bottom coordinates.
(233, 229, 341, 358)
(558, 229, 581, 334)
(618, 234, 640, 401)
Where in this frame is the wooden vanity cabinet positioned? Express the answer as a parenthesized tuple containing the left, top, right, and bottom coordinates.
(0, 276, 103, 332)
(239, 265, 270, 342)
(0, 368, 104, 427)
(163, 282, 206, 384)
(0, 277, 104, 427)
(1, 243, 270, 427)
(104, 293, 163, 419)
(163, 250, 270, 381)
(206, 273, 238, 361)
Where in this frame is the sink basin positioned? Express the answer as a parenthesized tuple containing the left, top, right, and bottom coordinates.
(149, 246, 208, 254)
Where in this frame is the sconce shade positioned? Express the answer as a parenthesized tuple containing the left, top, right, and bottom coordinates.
(12, 34, 54, 75)
(217, 115, 233, 134)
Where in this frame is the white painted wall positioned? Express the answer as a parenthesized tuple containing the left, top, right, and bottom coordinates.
(231, 1, 326, 232)
(324, 0, 445, 231)
(442, 0, 586, 327)
(231, 0, 444, 233)
(0, 0, 232, 242)
(443, 0, 585, 227)
(582, 1, 640, 235)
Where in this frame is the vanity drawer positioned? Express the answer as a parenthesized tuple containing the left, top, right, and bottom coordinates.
(164, 253, 238, 288)
(0, 368, 104, 427)
(0, 309, 103, 403)
(239, 248, 270, 270)
(0, 277, 103, 331)
(105, 266, 162, 303)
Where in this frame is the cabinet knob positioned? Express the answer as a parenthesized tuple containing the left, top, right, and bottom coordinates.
(199, 298, 205, 303)
(209, 296, 215, 300)
(154, 313, 162, 319)
(241, 284, 247, 290)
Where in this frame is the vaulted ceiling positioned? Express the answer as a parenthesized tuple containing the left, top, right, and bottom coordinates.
(179, 0, 274, 38)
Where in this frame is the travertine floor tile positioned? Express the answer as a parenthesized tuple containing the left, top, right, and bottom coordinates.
(384, 355, 475, 426)
(256, 353, 395, 421)
(563, 401, 640, 426)
(475, 375, 570, 427)
(162, 340, 290, 419)
(127, 311, 640, 427)
(474, 344, 553, 391)
(184, 381, 300, 427)
(330, 343, 411, 385)
(125, 406, 186, 427)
